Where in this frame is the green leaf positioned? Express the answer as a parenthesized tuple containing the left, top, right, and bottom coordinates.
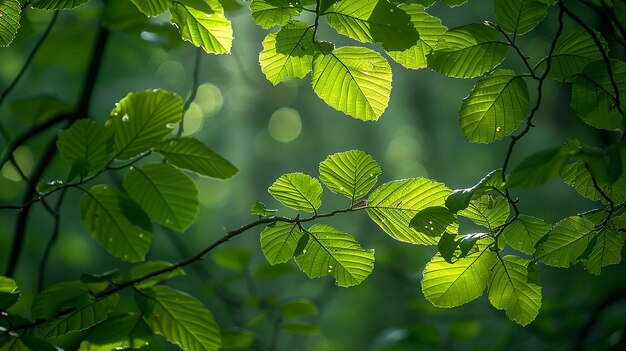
(259, 21, 315, 85)
(409, 206, 458, 237)
(211, 247, 252, 271)
(494, 0, 548, 35)
(318, 149, 382, 202)
(584, 228, 623, 274)
(30, 0, 89, 9)
(251, 201, 278, 217)
(445, 169, 503, 213)
(221, 329, 254, 349)
(169, 0, 233, 54)
(571, 60, 626, 131)
(9, 95, 71, 125)
(0, 276, 19, 310)
(281, 322, 320, 334)
(427, 24, 508, 78)
(367, 178, 451, 244)
(459, 70, 529, 143)
(107, 89, 182, 160)
(78, 313, 152, 351)
(488, 256, 542, 326)
(32, 281, 119, 337)
(458, 195, 509, 230)
(295, 224, 375, 287)
(535, 216, 595, 267)
(154, 137, 238, 179)
(57, 120, 114, 179)
(506, 147, 570, 188)
(501, 215, 551, 255)
(124, 163, 199, 232)
(36, 180, 64, 195)
(122, 261, 185, 290)
(324, 0, 419, 51)
(443, 0, 469, 6)
(438, 232, 458, 263)
(386, 4, 447, 69)
(560, 161, 626, 203)
(573, 143, 623, 185)
(130, 0, 169, 16)
(137, 286, 220, 351)
(0, 336, 58, 351)
(311, 46, 392, 121)
(260, 221, 303, 265)
(250, 0, 301, 29)
(422, 241, 497, 307)
(0, 0, 20, 47)
(268, 172, 323, 212)
(279, 299, 319, 319)
(548, 29, 608, 81)
(80, 185, 152, 262)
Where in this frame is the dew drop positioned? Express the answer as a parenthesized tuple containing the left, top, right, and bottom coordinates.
(166, 123, 177, 129)
(169, 140, 177, 147)
(0, 11, 4, 17)
(302, 249, 307, 254)
(496, 126, 501, 132)
(370, 173, 375, 177)
(327, 269, 332, 273)
(165, 219, 172, 225)
(328, 265, 333, 269)
(122, 114, 129, 122)
(429, 220, 433, 224)
(139, 233, 144, 238)
(430, 227, 434, 230)
(339, 186, 344, 190)
(381, 219, 385, 223)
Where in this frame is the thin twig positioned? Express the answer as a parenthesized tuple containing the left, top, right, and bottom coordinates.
(177, 47, 203, 137)
(37, 188, 67, 292)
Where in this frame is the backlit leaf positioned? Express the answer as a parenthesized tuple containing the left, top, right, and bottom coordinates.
(548, 29, 607, 81)
(170, 0, 233, 54)
(458, 195, 509, 230)
(261, 221, 303, 265)
(31, 0, 90, 9)
(122, 261, 185, 290)
(318, 149, 381, 202)
(584, 228, 623, 274)
(259, 21, 315, 85)
(154, 137, 238, 179)
(251, 201, 278, 217)
(0, 0, 20, 47)
(501, 215, 551, 255)
(269, 172, 323, 212)
(250, 0, 301, 29)
(535, 216, 595, 267)
(130, 0, 169, 16)
(560, 161, 626, 203)
(409, 206, 458, 237)
(78, 313, 152, 351)
(445, 169, 503, 213)
(494, 0, 548, 35)
(57, 120, 114, 178)
(0, 276, 19, 310)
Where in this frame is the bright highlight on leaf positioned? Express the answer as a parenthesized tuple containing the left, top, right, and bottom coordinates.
(269, 172, 323, 212)
(311, 46, 392, 121)
(535, 216, 595, 267)
(78, 313, 152, 351)
(130, 0, 169, 16)
(409, 206, 458, 237)
(259, 21, 315, 85)
(459, 69, 529, 143)
(261, 221, 303, 265)
(57, 120, 114, 179)
(31, 0, 90, 9)
(250, 0, 301, 29)
(294, 224, 374, 287)
(494, 0, 548, 35)
(170, 0, 233, 54)
(319, 149, 381, 202)
(0, 276, 19, 310)
(0, 0, 20, 47)
(458, 195, 509, 230)
(502, 215, 551, 255)
(154, 137, 238, 179)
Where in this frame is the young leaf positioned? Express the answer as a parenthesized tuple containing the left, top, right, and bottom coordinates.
(459, 70, 529, 143)
(458, 195, 509, 230)
(259, 21, 315, 85)
(501, 215, 551, 255)
(250, 0, 301, 29)
(367, 178, 451, 244)
(122, 261, 185, 290)
(279, 299, 318, 319)
(31, 0, 90, 9)
(169, 0, 233, 54)
(323, 0, 419, 51)
(78, 313, 152, 351)
(294, 224, 375, 287)
(0, 0, 20, 47)
(571, 60, 626, 131)
(445, 169, 503, 213)
(137, 285, 221, 351)
(506, 147, 570, 188)
(57, 120, 114, 178)
(32, 281, 119, 337)
(422, 241, 497, 307)
(80, 185, 152, 262)
(107, 89, 182, 160)
(535, 216, 595, 267)
(427, 24, 508, 78)
(318, 149, 382, 202)
(251, 201, 278, 217)
(409, 206, 458, 237)
(386, 4, 447, 70)
(268, 172, 323, 212)
(494, 0, 548, 35)
(584, 228, 623, 275)
(124, 163, 199, 232)
(0, 276, 19, 310)
(488, 256, 542, 326)
(154, 137, 238, 179)
(260, 221, 303, 265)
(560, 161, 626, 203)
(548, 29, 608, 81)
(130, 0, 169, 16)
(311, 46, 392, 121)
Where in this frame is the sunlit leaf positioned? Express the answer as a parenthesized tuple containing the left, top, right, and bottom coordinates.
(445, 169, 503, 213)
(269, 172, 323, 212)
(0, 276, 19, 310)
(422, 241, 497, 307)
(107, 89, 182, 160)
(494, 0, 548, 35)
(261, 221, 303, 265)
(0, 0, 19, 47)
(124, 163, 199, 231)
(170, 0, 233, 54)
(458, 195, 509, 230)
(571, 60, 626, 131)
(57, 120, 114, 179)
(488, 256, 541, 326)
(0, 336, 57, 351)
(318, 149, 381, 202)
(130, 0, 169, 16)
(535, 216, 595, 267)
(31, 0, 90, 9)
(251, 201, 278, 217)
(80, 185, 152, 262)
(501, 215, 551, 255)
(154, 137, 238, 179)
(584, 228, 623, 274)
(295, 224, 374, 287)
(324, 0, 419, 51)
(427, 24, 508, 78)
(560, 161, 626, 203)
(250, 0, 301, 29)
(78, 313, 152, 351)
(507, 147, 569, 188)
(137, 286, 221, 351)
(311, 46, 392, 121)
(409, 206, 458, 237)
(548, 29, 608, 81)
(386, 4, 447, 69)
(259, 21, 315, 85)
(368, 178, 451, 244)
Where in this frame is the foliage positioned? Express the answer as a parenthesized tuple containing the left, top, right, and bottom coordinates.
(0, 0, 625, 350)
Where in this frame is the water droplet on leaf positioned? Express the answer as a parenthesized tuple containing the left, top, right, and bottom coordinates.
(122, 114, 129, 122)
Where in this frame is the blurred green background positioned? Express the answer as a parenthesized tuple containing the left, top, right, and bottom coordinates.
(1, 1, 626, 350)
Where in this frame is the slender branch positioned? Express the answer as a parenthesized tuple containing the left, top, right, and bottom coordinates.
(585, 164, 615, 227)
(37, 188, 67, 292)
(177, 47, 202, 138)
(312, 0, 321, 42)
(490, 22, 538, 79)
(0, 12, 58, 110)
